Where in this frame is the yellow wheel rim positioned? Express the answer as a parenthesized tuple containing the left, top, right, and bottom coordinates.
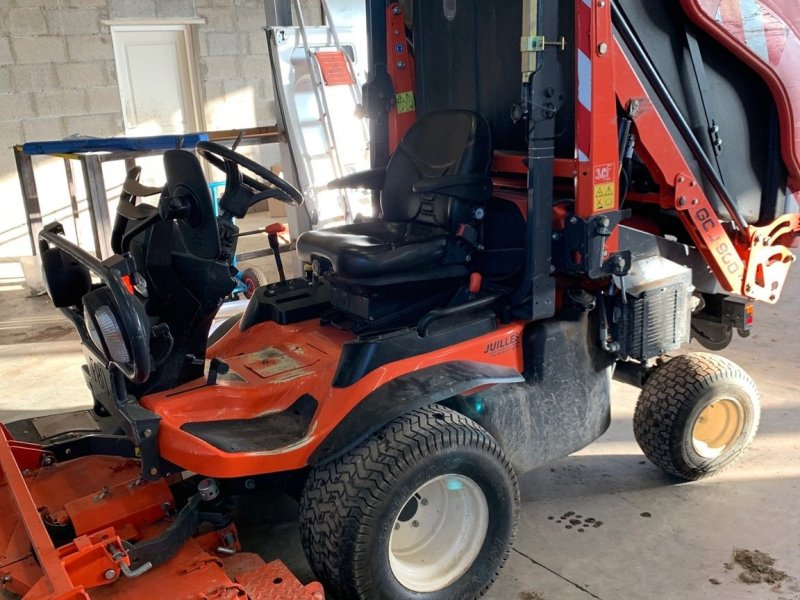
(691, 398, 745, 459)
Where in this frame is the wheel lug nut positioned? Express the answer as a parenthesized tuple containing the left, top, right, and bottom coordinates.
(420, 498, 428, 506)
(394, 523, 400, 530)
(412, 520, 420, 528)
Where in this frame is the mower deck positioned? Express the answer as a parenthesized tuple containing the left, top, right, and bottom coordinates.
(0, 429, 323, 599)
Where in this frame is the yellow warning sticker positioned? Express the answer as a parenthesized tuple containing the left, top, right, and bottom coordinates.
(396, 91, 416, 114)
(594, 182, 615, 211)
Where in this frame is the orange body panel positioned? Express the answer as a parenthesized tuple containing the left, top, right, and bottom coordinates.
(141, 318, 526, 478)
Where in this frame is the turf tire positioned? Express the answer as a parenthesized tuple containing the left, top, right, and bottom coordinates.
(299, 404, 519, 600)
(634, 352, 760, 481)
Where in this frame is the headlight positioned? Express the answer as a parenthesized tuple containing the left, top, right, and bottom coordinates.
(93, 306, 131, 363)
(83, 298, 131, 365)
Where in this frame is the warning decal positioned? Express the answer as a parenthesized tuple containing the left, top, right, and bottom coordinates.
(593, 162, 615, 211)
(396, 91, 416, 114)
(594, 183, 615, 211)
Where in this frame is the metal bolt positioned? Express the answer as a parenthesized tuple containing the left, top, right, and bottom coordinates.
(2, 575, 11, 583)
(678, 196, 687, 206)
(149, 467, 158, 476)
(420, 498, 428, 506)
(598, 42, 608, 55)
(745, 284, 752, 293)
(677, 176, 685, 183)
(161, 502, 171, 512)
(396, 61, 406, 70)
(692, 198, 698, 205)
(244, 478, 256, 491)
(769, 294, 776, 301)
(394, 523, 401, 530)
(392, 5, 402, 14)
(599, 216, 610, 227)
(569, 217, 578, 225)
(104, 569, 116, 581)
(143, 429, 152, 438)
(412, 520, 420, 528)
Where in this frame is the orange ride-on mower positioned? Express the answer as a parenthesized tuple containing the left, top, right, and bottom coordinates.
(4, 1, 800, 599)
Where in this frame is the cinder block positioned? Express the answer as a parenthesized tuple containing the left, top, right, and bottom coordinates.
(11, 36, 67, 64)
(10, 63, 57, 92)
(10, 0, 58, 7)
(22, 116, 67, 142)
(8, 8, 48, 36)
(2, 92, 37, 120)
(44, 10, 63, 35)
(0, 38, 12, 66)
(61, 0, 107, 7)
(0, 66, 11, 95)
(234, 8, 266, 32)
(202, 55, 239, 80)
(107, 0, 156, 20)
(240, 55, 268, 82)
(34, 89, 87, 117)
(246, 31, 267, 55)
(65, 34, 114, 63)
(197, 8, 235, 32)
(55, 60, 109, 88)
(86, 85, 121, 114)
(206, 32, 242, 56)
(64, 112, 121, 138)
(58, 8, 103, 35)
(155, 0, 195, 18)
(0, 121, 24, 151)
(254, 98, 276, 123)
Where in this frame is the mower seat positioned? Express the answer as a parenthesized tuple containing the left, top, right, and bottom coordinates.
(296, 110, 493, 280)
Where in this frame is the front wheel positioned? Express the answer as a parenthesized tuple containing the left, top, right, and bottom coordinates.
(634, 352, 760, 481)
(239, 267, 267, 299)
(299, 405, 519, 600)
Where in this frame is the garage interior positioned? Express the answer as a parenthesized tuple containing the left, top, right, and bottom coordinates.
(0, 0, 800, 600)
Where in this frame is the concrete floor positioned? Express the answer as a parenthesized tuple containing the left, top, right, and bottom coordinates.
(0, 256, 798, 600)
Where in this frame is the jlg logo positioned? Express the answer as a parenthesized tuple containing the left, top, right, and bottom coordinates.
(695, 207, 741, 275)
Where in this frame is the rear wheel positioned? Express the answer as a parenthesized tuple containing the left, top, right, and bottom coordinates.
(240, 267, 267, 299)
(299, 405, 519, 600)
(633, 352, 760, 481)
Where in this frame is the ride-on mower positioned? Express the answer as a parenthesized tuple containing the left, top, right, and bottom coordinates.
(3, 0, 800, 599)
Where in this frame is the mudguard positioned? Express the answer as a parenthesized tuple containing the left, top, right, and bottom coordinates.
(308, 360, 525, 465)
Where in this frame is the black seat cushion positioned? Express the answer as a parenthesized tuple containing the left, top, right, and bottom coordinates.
(297, 221, 450, 278)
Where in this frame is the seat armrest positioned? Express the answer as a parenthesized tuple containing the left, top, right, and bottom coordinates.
(327, 167, 387, 190)
(412, 174, 493, 202)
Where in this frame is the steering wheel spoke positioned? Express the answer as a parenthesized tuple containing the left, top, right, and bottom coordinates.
(196, 141, 303, 218)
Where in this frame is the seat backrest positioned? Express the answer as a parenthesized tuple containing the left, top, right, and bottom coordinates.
(381, 110, 492, 232)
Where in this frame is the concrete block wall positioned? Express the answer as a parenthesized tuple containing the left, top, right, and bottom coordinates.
(0, 0, 323, 259)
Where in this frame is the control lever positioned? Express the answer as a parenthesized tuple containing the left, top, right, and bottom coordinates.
(108, 543, 152, 579)
(265, 223, 287, 283)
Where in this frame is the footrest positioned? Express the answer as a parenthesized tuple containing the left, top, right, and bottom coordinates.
(236, 560, 324, 600)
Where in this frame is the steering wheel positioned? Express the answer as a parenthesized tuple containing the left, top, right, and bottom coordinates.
(196, 141, 303, 216)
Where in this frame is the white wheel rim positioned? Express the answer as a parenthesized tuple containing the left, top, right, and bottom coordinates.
(389, 474, 489, 593)
(692, 397, 745, 459)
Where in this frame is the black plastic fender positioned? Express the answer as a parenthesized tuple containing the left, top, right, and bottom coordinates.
(308, 360, 524, 465)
